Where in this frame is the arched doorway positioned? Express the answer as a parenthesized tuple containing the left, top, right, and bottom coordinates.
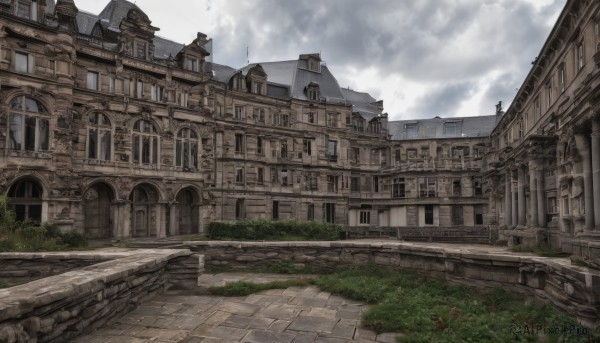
(130, 184, 159, 237)
(83, 183, 114, 239)
(176, 187, 199, 235)
(7, 178, 43, 223)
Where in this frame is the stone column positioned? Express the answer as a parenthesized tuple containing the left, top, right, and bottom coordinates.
(512, 171, 518, 227)
(575, 134, 594, 231)
(518, 166, 527, 226)
(169, 204, 177, 236)
(505, 171, 512, 227)
(592, 120, 600, 229)
(529, 161, 539, 227)
(536, 167, 547, 228)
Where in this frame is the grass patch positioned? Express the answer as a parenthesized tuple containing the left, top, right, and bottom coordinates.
(509, 245, 570, 258)
(209, 277, 312, 296)
(314, 265, 598, 342)
(208, 219, 342, 241)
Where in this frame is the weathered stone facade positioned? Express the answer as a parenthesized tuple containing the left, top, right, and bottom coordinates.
(484, 0, 600, 260)
(0, 0, 495, 239)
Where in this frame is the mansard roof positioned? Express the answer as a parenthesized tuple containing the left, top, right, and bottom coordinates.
(341, 88, 383, 119)
(388, 115, 500, 140)
(205, 62, 237, 83)
(97, 0, 143, 33)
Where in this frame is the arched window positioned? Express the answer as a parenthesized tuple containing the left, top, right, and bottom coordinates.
(175, 128, 198, 169)
(8, 96, 49, 152)
(132, 119, 159, 165)
(87, 113, 112, 160)
(7, 179, 42, 222)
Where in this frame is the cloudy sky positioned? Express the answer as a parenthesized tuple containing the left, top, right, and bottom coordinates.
(75, 0, 565, 120)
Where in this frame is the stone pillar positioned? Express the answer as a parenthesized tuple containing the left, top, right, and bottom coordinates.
(505, 171, 512, 227)
(529, 161, 539, 227)
(169, 204, 177, 236)
(592, 120, 600, 229)
(518, 166, 527, 226)
(575, 134, 594, 231)
(536, 167, 547, 228)
(511, 171, 518, 227)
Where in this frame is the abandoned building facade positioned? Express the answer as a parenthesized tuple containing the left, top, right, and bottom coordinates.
(0, 0, 599, 258)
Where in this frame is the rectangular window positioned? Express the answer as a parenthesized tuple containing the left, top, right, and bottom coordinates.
(307, 112, 315, 124)
(407, 149, 417, 159)
(327, 140, 337, 159)
(281, 114, 288, 127)
(235, 106, 244, 119)
(303, 139, 312, 156)
(548, 197, 558, 214)
(180, 92, 188, 107)
(351, 177, 360, 192)
(406, 124, 417, 139)
(327, 113, 337, 127)
(272, 201, 279, 220)
(425, 205, 434, 225)
(280, 169, 288, 186)
(108, 76, 115, 94)
(258, 109, 265, 123)
(16, 1, 32, 19)
(188, 59, 198, 72)
(546, 82, 552, 108)
(534, 96, 541, 119)
(151, 84, 164, 102)
(452, 206, 464, 226)
(15, 52, 31, 73)
(257, 136, 263, 155)
(255, 82, 262, 95)
(562, 197, 570, 216)
(280, 141, 288, 158)
(359, 211, 371, 225)
(474, 205, 484, 225)
(392, 178, 405, 198)
(235, 134, 244, 153)
(307, 204, 315, 221)
(327, 175, 338, 193)
(257, 167, 264, 184)
(350, 147, 360, 164)
(452, 178, 461, 196)
(419, 177, 436, 197)
(577, 42, 584, 71)
(136, 79, 143, 99)
(235, 168, 244, 183)
(559, 65, 565, 93)
(86, 71, 99, 90)
(235, 199, 244, 219)
(271, 166, 278, 184)
(325, 203, 335, 223)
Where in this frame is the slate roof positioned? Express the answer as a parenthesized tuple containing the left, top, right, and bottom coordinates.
(205, 62, 237, 83)
(76, 10, 99, 35)
(341, 88, 382, 119)
(388, 115, 500, 140)
(153, 36, 184, 60)
(97, 0, 140, 33)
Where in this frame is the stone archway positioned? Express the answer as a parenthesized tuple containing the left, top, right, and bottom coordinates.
(129, 184, 159, 237)
(7, 178, 43, 223)
(175, 187, 200, 235)
(83, 183, 114, 239)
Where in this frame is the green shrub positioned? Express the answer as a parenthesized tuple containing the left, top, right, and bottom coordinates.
(59, 230, 88, 248)
(0, 195, 16, 230)
(208, 219, 341, 241)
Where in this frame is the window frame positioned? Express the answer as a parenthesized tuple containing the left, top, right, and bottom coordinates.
(359, 210, 371, 225)
(175, 128, 199, 169)
(8, 96, 49, 153)
(15, 51, 32, 73)
(87, 113, 112, 161)
(234, 134, 244, 153)
(131, 119, 160, 166)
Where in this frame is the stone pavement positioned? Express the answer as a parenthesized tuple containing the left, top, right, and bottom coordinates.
(72, 273, 401, 343)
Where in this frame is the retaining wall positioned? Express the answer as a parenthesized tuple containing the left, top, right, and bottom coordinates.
(0, 249, 201, 343)
(185, 241, 600, 327)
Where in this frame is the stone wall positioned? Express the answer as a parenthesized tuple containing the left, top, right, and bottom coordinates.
(0, 249, 200, 343)
(185, 241, 600, 327)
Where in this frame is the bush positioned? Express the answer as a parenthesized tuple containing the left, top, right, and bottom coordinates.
(208, 219, 342, 241)
(59, 230, 88, 248)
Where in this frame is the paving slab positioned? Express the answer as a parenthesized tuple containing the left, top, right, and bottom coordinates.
(75, 273, 401, 342)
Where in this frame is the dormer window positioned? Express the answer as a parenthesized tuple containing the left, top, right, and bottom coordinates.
(187, 58, 198, 72)
(255, 82, 263, 95)
(405, 123, 418, 139)
(16, 0, 37, 20)
(444, 122, 457, 135)
(307, 83, 320, 101)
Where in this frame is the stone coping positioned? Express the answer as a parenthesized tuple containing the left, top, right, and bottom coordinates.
(0, 249, 192, 322)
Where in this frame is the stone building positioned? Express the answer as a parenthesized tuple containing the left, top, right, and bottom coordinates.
(1, 0, 599, 260)
(484, 0, 600, 259)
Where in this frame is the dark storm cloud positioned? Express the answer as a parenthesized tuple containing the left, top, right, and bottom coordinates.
(205, 0, 564, 118)
(406, 81, 477, 118)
